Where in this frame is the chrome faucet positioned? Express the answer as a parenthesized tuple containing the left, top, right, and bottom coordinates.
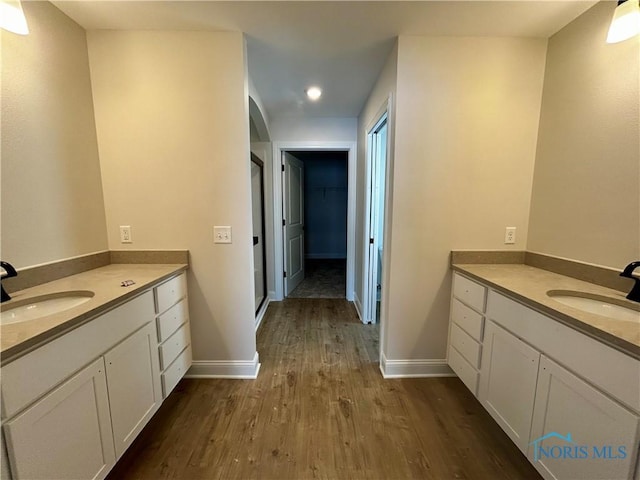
(1, 261, 18, 303)
(620, 261, 640, 303)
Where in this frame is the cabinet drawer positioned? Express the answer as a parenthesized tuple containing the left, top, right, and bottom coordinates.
(161, 346, 192, 398)
(449, 347, 479, 396)
(451, 299, 484, 341)
(450, 323, 482, 368)
(155, 273, 187, 315)
(1, 292, 154, 420)
(159, 322, 191, 371)
(453, 274, 486, 312)
(156, 298, 188, 342)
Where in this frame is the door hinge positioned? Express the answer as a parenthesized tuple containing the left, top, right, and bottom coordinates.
(282, 164, 285, 172)
(282, 219, 286, 227)
(370, 238, 374, 244)
(283, 271, 287, 278)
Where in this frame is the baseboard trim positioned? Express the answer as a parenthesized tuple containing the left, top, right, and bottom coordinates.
(379, 352, 455, 378)
(353, 293, 364, 323)
(255, 298, 271, 332)
(185, 352, 261, 379)
(304, 254, 347, 260)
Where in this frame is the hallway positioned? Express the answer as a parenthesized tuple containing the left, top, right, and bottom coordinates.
(107, 298, 540, 479)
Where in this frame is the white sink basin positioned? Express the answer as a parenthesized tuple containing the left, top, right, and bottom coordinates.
(0, 291, 94, 325)
(547, 290, 640, 323)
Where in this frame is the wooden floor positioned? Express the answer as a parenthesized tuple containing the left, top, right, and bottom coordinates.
(107, 298, 541, 480)
(288, 259, 346, 298)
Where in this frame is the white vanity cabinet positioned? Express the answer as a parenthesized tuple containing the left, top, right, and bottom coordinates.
(447, 273, 487, 396)
(1, 270, 191, 480)
(154, 273, 192, 399)
(449, 275, 640, 480)
(479, 320, 540, 453)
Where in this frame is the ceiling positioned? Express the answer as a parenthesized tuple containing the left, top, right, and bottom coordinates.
(53, 1, 599, 120)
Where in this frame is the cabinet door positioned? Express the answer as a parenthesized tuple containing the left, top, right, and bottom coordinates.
(479, 320, 540, 453)
(3, 358, 115, 480)
(529, 356, 640, 480)
(105, 322, 161, 458)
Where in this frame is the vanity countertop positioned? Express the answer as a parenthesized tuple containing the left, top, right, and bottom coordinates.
(0, 263, 188, 362)
(452, 263, 640, 359)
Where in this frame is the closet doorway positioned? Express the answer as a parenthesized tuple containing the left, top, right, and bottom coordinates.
(284, 151, 348, 298)
(273, 141, 356, 301)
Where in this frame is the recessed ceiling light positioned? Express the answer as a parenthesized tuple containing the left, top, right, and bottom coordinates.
(306, 86, 322, 101)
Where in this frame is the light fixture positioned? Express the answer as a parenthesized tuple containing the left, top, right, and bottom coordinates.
(306, 86, 322, 101)
(0, 0, 29, 35)
(607, 0, 640, 43)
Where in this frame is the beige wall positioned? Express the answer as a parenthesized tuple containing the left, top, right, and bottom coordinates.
(528, 1, 640, 269)
(386, 36, 547, 361)
(270, 117, 357, 142)
(1, 1, 108, 269)
(87, 31, 257, 363)
(356, 42, 398, 350)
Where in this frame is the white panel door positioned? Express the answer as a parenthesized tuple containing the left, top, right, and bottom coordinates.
(284, 152, 305, 295)
(529, 356, 640, 480)
(479, 320, 540, 452)
(104, 322, 161, 458)
(365, 117, 388, 324)
(4, 358, 116, 480)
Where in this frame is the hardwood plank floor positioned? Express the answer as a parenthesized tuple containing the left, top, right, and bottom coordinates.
(288, 260, 346, 298)
(107, 298, 541, 480)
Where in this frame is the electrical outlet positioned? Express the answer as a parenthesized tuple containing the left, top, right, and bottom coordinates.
(505, 227, 516, 244)
(214, 226, 232, 244)
(120, 225, 132, 244)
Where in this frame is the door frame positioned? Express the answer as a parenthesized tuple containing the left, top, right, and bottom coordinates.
(272, 141, 356, 301)
(250, 153, 268, 315)
(362, 110, 388, 324)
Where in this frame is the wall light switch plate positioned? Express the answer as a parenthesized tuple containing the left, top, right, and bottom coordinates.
(504, 227, 516, 244)
(214, 226, 232, 244)
(120, 225, 132, 244)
